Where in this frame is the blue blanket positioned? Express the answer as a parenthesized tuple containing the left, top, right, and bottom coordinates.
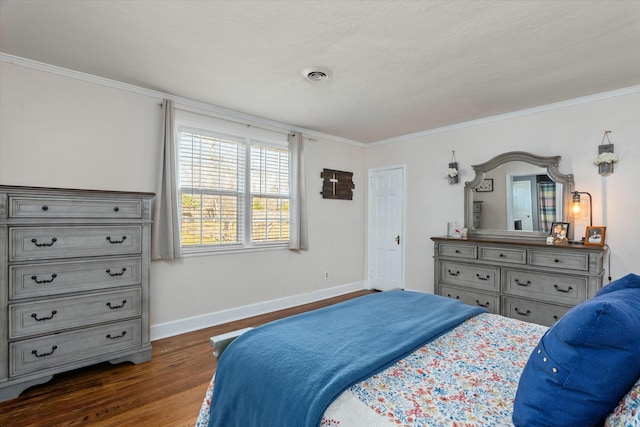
(207, 290, 486, 427)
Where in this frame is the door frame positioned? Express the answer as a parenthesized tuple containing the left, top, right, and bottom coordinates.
(366, 164, 407, 290)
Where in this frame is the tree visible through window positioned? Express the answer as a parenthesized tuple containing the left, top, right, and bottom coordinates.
(178, 130, 289, 251)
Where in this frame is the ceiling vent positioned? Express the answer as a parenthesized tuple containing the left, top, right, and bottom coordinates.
(303, 67, 332, 82)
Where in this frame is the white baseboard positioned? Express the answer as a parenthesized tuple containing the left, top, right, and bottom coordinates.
(150, 281, 367, 341)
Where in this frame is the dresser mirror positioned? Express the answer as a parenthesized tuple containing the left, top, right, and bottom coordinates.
(464, 152, 575, 240)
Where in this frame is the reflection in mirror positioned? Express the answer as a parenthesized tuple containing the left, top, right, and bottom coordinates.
(473, 162, 563, 232)
(465, 152, 574, 240)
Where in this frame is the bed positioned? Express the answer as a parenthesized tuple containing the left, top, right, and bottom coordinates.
(196, 274, 640, 427)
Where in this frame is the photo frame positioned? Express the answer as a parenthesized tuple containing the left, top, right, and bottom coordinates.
(550, 222, 570, 243)
(584, 226, 606, 247)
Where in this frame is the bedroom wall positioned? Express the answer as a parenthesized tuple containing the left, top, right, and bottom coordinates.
(0, 61, 367, 338)
(365, 89, 640, 294)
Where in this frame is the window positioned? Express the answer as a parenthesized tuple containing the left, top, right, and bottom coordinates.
(178, 128, 290, 252)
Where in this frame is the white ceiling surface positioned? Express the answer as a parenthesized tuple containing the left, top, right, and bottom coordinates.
(1, 1, 639, 144)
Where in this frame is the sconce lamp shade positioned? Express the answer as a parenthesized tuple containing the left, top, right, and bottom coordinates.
(572, 191, 592, 227)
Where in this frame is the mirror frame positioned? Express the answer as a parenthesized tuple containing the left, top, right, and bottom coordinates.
(464, 151, 575, 240)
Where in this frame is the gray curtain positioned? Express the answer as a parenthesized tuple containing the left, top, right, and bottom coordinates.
(288, 132, 308, 250)
(151, 99, 181, 260)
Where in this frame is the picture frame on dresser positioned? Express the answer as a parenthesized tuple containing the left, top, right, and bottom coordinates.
(550, 222, 570, 243)
(584, 226, 606, 247)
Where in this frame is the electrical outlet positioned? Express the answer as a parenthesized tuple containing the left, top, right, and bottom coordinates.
(324, 271, 329, 279)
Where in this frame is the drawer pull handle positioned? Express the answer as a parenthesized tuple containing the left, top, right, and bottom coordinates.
(106, 235, 127, 244)
(554, 258, 561, 263)
(31, 237, 57, 247)
(106, 300, 127, 310)
(31, 310, 58, 321)
(476, 274, 490, 281)
(31, 273, 57, 284)
(514, 308, 531, 317)
(554, 284, 573, 293)
(41, 205, 49, 211)
(447, 269, 460, 277)
(447, 294, 460, 299)
(106, 331, 127, 340)
(32, 345, 58, 358)
(515, 279, 531, 287)
(475, 300, 490, 308)
(553, 315, 560, 321)
(454, 249, 461, 253)
(106, 268, 127, 277)
(114, 206, 120, 212)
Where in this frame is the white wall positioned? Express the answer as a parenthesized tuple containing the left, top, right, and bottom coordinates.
(365, 90, 640, 294)
(0, 61, 366, 338)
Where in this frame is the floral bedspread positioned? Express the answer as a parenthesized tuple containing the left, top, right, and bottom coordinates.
(196, 313, 638, 427)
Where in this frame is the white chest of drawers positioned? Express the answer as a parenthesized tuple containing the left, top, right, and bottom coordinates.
(432, 236, 606, 327)
(0, 186, 154, 401)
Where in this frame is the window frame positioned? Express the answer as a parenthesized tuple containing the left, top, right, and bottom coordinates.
(177, 125, 291, 255)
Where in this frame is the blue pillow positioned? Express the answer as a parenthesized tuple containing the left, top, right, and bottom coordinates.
(513, 274, 640, 427)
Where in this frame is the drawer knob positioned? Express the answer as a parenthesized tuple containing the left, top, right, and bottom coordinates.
(553, 284, 573, 293)
(32, 345, 58, 358)
(554, 258, 561, 263)
(106, 235, 127, 244)
(514, 279, 531, 287)
(476, 274, 490, 281)
(106, 331, 127, 340)
(106, 300, 128, 310)
(514, 308, 531, 317)
(106, 268, 127, 277)
(455, 249, 461, 253)
(31, 310, 58, 322)
(447, 269, 460, 277)
(31, 237, 57, 247)
(41, 205, 49, 211)
(31, 273, 57, 284)
(499, 253, 505, 258)
(475, 300, 490, 308)
(114, 206, 120, 212)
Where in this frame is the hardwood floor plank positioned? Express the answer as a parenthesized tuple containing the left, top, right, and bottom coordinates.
(0, 290, 374, 426)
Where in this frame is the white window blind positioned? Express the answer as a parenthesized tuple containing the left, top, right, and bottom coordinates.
(177, 122, 290, 252)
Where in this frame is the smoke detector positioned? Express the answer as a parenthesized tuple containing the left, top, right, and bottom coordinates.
(303, 67, 332, 82)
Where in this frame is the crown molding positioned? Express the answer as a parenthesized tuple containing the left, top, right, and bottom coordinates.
(370, 85, 640, 147)
(0, 52, 365, 147)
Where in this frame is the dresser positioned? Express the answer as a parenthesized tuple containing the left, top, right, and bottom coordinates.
(0, 186, 154, 401)
(432, 236, 606, 327)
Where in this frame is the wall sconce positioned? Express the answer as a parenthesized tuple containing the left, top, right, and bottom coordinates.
(572, 191, 592, 227)
(444, 150, 459, 184)
(594, 130, 618, 176)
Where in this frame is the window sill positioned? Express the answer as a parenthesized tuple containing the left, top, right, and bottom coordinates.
(180, 243, 290, 257)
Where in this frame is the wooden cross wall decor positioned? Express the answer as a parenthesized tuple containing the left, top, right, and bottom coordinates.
(320, 169, 355, 200)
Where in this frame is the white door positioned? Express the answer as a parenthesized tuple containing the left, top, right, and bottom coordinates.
(512, 180, 534, 231)
(368, 166, 404, 290)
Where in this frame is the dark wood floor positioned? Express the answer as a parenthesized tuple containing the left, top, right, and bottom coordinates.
(0, 290, 374, 426)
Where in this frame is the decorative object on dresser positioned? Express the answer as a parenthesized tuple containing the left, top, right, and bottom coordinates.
(0, 185, 154, 402)
(432, 236, 606, 327)
(584, 226, 606, 247)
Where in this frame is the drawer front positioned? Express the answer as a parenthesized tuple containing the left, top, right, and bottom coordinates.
(9, 288, 142, 339)
(478, 246, 527, 264)
(440, 285, 500, 314)
(9, 257, 142, 300)
(503, 296, 571, 327)
(503, 269, 587, 305)
(9, 319, 142, 377)
(10, 226, 142, 261)
(528, 250, 589, 271)
(9, 196, 142, 219)
(440, 261, 500, 291)
(438, 243, 477, 259)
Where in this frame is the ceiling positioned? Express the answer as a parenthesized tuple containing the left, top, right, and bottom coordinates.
(1, 1, 639, 144)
